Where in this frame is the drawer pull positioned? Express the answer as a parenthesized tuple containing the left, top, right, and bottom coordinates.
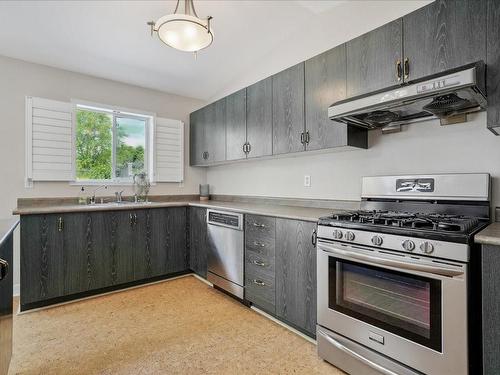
(253, 279, 266, 286)
(252, 260, 266, 267)
(57, 217, 64, 232)
(253, 241, 265, 247)
(253, 222, 266, 228)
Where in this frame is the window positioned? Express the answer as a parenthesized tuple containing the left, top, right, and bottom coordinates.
(75, 104, 152, 183)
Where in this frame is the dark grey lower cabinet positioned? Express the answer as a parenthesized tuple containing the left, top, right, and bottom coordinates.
(20, 207, 189, 310)
(189, 207, 208, 278)
(275, 218, 317, 336)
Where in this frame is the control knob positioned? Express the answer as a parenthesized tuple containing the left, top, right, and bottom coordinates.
(333, 230, 343, 240)
(420, 241, 434, 254)
(402, 240, 415, 252)
(371, 235, 383, 246)
(345, 231, 355, 241)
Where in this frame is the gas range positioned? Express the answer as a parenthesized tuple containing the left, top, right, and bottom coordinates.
(316, 174, 491, 375)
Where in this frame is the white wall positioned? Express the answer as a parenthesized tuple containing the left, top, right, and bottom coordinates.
(0, 55, 206, 289)
(207, 114, 500, 210)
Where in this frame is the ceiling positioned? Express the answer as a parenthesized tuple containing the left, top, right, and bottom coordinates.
(0, 1, 429, 101)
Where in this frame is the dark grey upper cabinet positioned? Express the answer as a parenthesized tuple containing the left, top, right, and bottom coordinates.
(275, 218, 317, 336)
(403, 0, 486, 83)
(206, 99, 226, 163)
(225, 89, 247, 161)
(487, 0, 500, 135)
(346, 19, 403, 98)
(189, 109, 205, 166)
(272, 63, 306, 155)
(247, 77, 273, 158)
(305, 45, 368, 150)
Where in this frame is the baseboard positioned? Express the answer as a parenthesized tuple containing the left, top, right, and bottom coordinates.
(251, 306, 317, 345)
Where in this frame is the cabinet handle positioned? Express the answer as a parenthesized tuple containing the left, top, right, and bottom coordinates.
(243, 143, 247, 154)
(253, 241, 265, 248)
(305, 131, 310, 144)
(253, 222, 266, 228)
(134, 213, 138, 226)
(253, 279, 266, 286)
(403, 58, 410, 80)
(396, 59, 402, 81)
(57, 217, 64, 232)
(252, 260, 267, 267)
(312, 229, 317, 247)
(247, 142, 251, 153)
(0, 259, 9, 281)
(300, 132, 305, 144)
(129, 213, 134, 226)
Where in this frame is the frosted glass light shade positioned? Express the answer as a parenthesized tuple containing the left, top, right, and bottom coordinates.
(155, 14, 213, 52)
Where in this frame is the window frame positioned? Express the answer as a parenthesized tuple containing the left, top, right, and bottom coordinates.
(71, 100, 155, 185)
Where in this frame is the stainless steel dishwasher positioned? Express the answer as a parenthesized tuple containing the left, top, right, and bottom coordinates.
(206, 209, 244, 298)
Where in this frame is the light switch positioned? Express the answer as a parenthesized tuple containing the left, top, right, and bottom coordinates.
(304, 175, 311, 187)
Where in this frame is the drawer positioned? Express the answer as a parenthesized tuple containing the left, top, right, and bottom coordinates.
(246, 252, 275, 275)
(245, 215, 275, 240)
(245, 266, 275, 314)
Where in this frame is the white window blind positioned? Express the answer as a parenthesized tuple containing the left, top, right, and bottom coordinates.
(25, 96, 73, 186)
(155, 117, 184, 182)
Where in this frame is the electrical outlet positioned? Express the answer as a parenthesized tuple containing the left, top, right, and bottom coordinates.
(304, 175, 311, 187)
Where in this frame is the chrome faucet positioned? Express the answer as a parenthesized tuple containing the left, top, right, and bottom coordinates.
(115, 190, 124, 203)
(90, 185, 107, 204)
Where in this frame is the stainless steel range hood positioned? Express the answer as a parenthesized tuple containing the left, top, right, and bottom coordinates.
(329, 62, 487, 132)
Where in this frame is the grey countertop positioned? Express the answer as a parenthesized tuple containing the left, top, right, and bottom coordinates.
(0, 218, 19, 246)
(475, 222, 500, 246)
(13, 200, 339, 222)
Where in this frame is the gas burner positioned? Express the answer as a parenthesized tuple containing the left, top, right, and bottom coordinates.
(324, 210, 481, 234)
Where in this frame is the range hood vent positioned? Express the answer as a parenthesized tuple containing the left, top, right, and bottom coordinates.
(328, 62, 486, 131)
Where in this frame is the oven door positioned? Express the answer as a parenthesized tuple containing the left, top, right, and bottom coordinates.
(317, 239, 468, 375)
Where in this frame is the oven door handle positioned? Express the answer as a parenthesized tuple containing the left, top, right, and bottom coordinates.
(318, 242, 465, 278)
(317, 328, 400, 375)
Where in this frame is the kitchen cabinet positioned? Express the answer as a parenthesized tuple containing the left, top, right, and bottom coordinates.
(246, 77, 273, 158)
(189, 207, 208, 278)
(487, 0, 500, 135)
(275, 218, 317, 336)
(346, 19, 403, 98)
(151, 207, 188, 276)
(189, 99, 226, 166)
(20, 207, 189, 310)
(272, 63, 306, 155)
(244, 215, 276, 314)
(305, 44, 367, 150)
(189, 109, 205, 166)
(403, 0, 486, 83)
(225, 89, 247, 161)
(20, 214, 65, 305)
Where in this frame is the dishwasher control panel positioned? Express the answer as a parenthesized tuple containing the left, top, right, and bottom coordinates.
(207, 210, 243, 230)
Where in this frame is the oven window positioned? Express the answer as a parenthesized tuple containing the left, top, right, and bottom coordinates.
(329, 258, 442, 352)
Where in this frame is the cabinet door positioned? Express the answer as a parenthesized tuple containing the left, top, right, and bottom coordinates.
(487, 0, 500, 135)
(275, 219, 317, 336)
(272, 63, 306, 155)
(20, 214, 64, 305)
(403, 0, 486, 82)
(63, 212, 104, 295)
(205, 99, 226, 163)
(113, 211, 136, 285)
(151, 208, 188, 276)
(189, 109, 205, 166)
(305, 44, 350, 150)
(247, 77, 273, 158)
(131, 209, 152, 281)
(226, 89, 247, 161)
(346, 19, 403, 98)
(189, 207, 208, 278)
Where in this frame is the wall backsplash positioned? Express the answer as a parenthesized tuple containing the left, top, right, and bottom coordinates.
(207, 112, 500, 212)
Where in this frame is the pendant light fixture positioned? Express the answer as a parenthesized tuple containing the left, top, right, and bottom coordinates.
(148, 0, 213, 54)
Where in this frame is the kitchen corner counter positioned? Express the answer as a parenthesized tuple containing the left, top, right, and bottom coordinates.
(0, 218, 19, 246)
(475, 222, 500, 246)
(13, 199, 348, 223)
